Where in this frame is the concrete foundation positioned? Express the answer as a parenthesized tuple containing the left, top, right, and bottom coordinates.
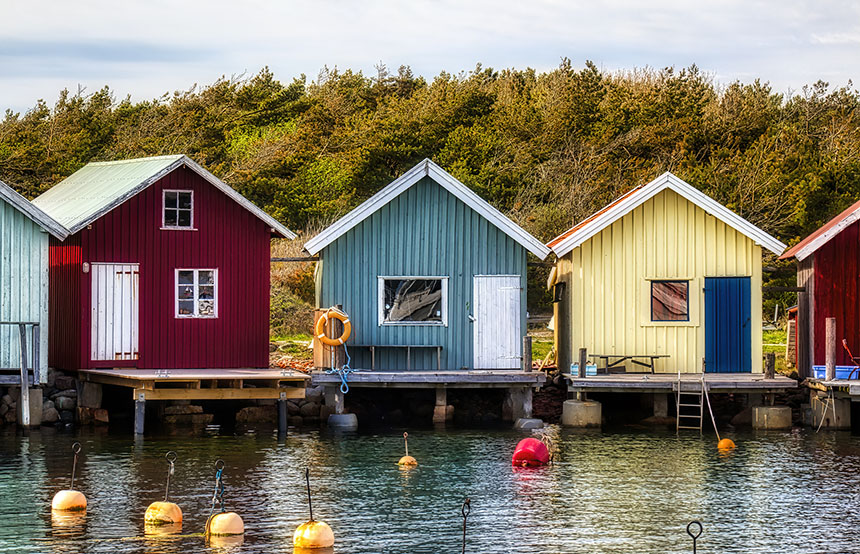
(77, 382, 103, 409)
(432, 386, 452, 424)
(514, 418, 544, 430)
(503, 387, 533, 422)
(327, 413, 358, 430)
(752, 405, 792, 430)
(17, 387, 42, 427)
(561, 399, 601, 428)
(811, 394, 851, 430)
(653, 393, 669, 418)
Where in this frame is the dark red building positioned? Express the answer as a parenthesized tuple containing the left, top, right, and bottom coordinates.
(33, 155, 294, 371)
(781, 200, 860, 378)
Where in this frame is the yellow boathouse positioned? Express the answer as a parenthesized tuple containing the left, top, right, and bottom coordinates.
(548, 172, 786, 376)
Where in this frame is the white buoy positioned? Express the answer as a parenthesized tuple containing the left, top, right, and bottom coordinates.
(52, 443, 87, 512)
(293, 468, 334, 549)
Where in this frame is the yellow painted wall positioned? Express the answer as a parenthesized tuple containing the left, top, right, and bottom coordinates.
(557, 188, 763, 374)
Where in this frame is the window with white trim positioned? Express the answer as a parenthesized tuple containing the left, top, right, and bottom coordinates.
(378, 277, 448, 325)
(163, 190, 193, 228)
(176, 269, 217, 318)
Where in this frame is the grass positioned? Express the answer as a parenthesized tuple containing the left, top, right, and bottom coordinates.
(271, 333, 314, 360)
(532, 339, 554, 365)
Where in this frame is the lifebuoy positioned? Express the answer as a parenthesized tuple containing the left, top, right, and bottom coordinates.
(315, 308, 352, 346)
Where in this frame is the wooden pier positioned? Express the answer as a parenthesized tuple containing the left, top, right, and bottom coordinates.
(565, 372, 797, 394)
(78, 368, 309, 434)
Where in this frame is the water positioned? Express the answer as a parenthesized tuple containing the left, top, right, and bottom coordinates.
(2, 425, 860, 553)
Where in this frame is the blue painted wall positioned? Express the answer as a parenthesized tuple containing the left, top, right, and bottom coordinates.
(316, 176, 528, 370)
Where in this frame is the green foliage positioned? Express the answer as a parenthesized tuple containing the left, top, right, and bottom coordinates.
(2, 63, 859, 320)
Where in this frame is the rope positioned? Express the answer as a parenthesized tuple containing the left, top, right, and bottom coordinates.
(164, 451, 177, 502)
(204, 460, 226, 539)
(326, 342, 353, 394)
(816, 388, 835, 433)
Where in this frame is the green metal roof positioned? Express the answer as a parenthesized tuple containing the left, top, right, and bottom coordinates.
(33, 155, 295, 238)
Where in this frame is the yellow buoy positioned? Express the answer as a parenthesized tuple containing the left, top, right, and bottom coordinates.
(397, 432, 417, 466)
(717, 438, 736, 450)
(293, 520, 335, 548)
(52, 489, 87, 511)
(208, 511, 244, 535)
(145, 501, 183, 524)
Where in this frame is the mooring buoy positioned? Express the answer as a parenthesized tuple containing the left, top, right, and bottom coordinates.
(398, 432, 417, 466)
(717, 438, 736, 450)
(205, 460, 244, 537)
(52, 442, 87, 512)
(144, 451, 183, 526)
(293, 468, 334, 549)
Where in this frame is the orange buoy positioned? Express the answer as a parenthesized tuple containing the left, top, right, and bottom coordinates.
(398, 432, 417, 466)
(145, 501, 183, 525)
(208, 512, 244, 535)
(52, 443, 87, 512)
(294, 520, 335, 548)
(717, 438, 736, 450)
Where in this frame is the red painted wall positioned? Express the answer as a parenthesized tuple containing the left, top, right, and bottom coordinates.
(813, 220, 860, 366)
(49, 166, 272, 370)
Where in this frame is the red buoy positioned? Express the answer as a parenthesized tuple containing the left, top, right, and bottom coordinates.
(512, 438, 550, 467)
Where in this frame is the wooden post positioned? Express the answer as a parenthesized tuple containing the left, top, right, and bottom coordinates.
(826, 317, 836, 381)
(278, 391, 288, 437)
(134, 392, 145, 435)
(32, 324, 40, 385)
(522, 336, 532, 372)
(18, 324, 30, 427)
(578, 348, 587, 378)
(765, 352, 775, 379)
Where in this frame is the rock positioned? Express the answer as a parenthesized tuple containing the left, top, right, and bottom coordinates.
(59, 410, 74, 424)
(2, 394, 13, 406)
(287, 401, 300, 416)
(235, 406, 275, 424)
(5, 411, 17, 423)
(300, 402, 320, 417)
(164, 413, 213, 425)
(731, 406, 753, 426)
(164, 404, 203, 415)
(54, 376, 76, 391)
(93, 409, 109, 424)
(55, 396, 77, 411)
(47, 369, 57, 389)
(43, 399, 55, 411)
(51, 389, 77, 399)
(0, 404, 7, 416)
(77, 407, 93, 425)
(288, 415, 303, 427)
(42, 407, 60, 424)
(305, 385, 324, 403)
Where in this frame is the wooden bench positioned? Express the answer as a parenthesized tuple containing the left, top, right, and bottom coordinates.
(591, 354, 670, 374)
(350, 344, 443, 370)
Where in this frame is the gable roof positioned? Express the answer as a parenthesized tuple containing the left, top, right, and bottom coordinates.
(547, 172, 786, 258)
(304, 159, 551, 259)
(32, 155, 296, 238)
(780, 198, 860, 261)
(0, 179, 68, 240)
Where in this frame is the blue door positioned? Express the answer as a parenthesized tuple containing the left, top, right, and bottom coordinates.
(704, 277, 752, 373)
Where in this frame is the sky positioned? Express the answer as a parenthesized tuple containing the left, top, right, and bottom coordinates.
(1, 0, 858, 114)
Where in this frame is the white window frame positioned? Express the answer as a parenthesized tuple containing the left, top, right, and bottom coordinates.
(162, 189, 195, 230)
(378, 276, 448, 326)
(175, 268, 218, 318)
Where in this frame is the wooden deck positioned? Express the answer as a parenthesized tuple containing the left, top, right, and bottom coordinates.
(808, 378, 860, 397)
(565, 372, 797, 393)
(311, 370, 545, 388)
(78, 368, 309, 401)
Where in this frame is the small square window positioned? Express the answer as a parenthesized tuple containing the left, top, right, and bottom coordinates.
(379, 277, 447, 325)
(176, 269, 217, 318)
(163, 190, 193, 229)
(651, 281, 689, 321)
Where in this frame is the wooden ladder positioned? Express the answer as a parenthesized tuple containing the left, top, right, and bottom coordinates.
(675, 372, 704, 434)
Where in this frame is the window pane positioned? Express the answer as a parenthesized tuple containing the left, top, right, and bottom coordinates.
(164, 192, 177, 208)
(651, 281, 689, 321)
(178, 285, 195, 300)
(178, 271, 194, 284)
(164, 210, 178, 226)
(178, 192, 192, 209)
(199, 271, 214, 284)
(177, 210, 191, 227)
(198, 285, 214, 299)
(178, 300, 194, 315)
(383, 279, 443, 322)
(198, 300, 215, 316)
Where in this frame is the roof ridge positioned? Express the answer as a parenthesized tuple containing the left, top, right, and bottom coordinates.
(87, 154, 185, 166)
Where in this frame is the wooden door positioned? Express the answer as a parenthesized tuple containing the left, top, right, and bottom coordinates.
(91, 263, 140, 361)
(473, 275, 521, 369)
(704, 277, 752, 373)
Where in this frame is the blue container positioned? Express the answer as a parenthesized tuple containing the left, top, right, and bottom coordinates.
(812, 365, 859, 379)
(570, 363, 598, 377)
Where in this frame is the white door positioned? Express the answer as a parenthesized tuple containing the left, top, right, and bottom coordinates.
(91, 263, 140, 361)
(473, 275, 521, 369)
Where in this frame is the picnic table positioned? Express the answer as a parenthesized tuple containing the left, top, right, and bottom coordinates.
(590, 354, 670, 374)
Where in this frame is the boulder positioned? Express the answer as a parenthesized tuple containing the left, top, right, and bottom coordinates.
(2, 394, 14, 406)
(5, 410, 17, 423)
(0, 403, 8, 416)
(51, 389, 77, 399)
(93, 408, 110, 424)
(59, 410, 74, 424)
(164, 404, 203, 415)
(55, 396, 77, 411)
(43, 407, 60, 424)
(77, 407, 93, 425)
(305, 385, 324, 403)
(164, 413, 213, 425)
(54, 375, 76, 391)
(287, 401, 300, 416)
(235, 406, 275, 424)
(300, 402, 320, 417)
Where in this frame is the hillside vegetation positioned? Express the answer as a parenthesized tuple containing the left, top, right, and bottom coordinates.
(2, 61, 858, 327)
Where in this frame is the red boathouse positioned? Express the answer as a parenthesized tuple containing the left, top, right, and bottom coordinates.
(33, 155, 295, 371)
(781, 200, 860, 378)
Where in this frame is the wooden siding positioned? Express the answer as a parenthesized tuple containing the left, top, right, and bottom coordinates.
(810, 220, 860, 369)
(559, 188, 763, 374)
(317, 176, 528, 371)
(796, 255, 814, 378)
(49, 166, 271, 370)
(0, 198, 49, 380)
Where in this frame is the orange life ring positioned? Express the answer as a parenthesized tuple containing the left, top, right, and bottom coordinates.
(315, 308, 352, 346)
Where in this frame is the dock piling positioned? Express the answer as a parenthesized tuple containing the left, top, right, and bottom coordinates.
(134, 393, 145, 435)
(765, 352, 775, 379)
(522, 336, 532, 372)
(826, 317, 836, 381)
(278, 391, 288, 436)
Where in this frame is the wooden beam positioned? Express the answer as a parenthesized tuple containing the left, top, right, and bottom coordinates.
(133, 387, 305, 401)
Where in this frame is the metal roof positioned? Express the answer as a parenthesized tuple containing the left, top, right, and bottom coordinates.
(32, 155, 296, 238)
(780, 198, 860, 261)
(0, 179, 68, 239)
(547, 172, 786, 258)
(303, 159, 551, 259)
